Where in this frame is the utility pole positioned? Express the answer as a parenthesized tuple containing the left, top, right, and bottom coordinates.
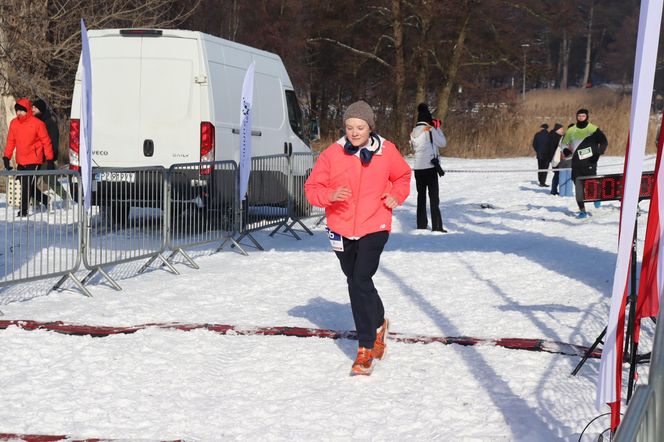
(522, 43, 530, 100)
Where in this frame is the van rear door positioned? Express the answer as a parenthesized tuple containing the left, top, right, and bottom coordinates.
(89, 32, 201, 167)
(91, 36, 142, 166)
(139, 36, 201, 166)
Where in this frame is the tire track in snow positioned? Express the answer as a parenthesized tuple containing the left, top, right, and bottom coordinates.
(0, 319, 600, 359)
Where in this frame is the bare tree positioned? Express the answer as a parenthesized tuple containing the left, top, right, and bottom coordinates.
(391, 0, 408, 146)
(0, 0, 200, 152)
(433, 3, 471, 123)
(582, 0, 594, 87)
(560, 29, 571, 90)
(411, 1, 433, 114)
(306, 1, 413, 149)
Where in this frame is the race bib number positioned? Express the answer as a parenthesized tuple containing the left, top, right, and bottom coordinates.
(325, 227, 344, 252)
(577, 147, 593, 160)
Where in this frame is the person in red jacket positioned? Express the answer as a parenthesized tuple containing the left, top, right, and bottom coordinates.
(304, 100, 411, 376)
(3, 98, 55, 217)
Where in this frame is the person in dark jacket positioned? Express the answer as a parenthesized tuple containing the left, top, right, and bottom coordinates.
(32, 97, 69, 201)
(32, 98, 59, 164)
(561, 109, 608, 218)
(3, 98, 55, 217)
(532, 123, 550, 186)
(548, 123, 565, 195)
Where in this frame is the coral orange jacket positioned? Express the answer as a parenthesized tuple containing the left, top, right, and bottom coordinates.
(4, 98, 54, 166)
(305, 137, 411, 238)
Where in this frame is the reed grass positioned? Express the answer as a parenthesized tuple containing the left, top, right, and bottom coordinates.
(444, 87, 658, 158)
(312, 88, 660, 158)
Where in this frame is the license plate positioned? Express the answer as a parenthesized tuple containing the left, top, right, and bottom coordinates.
(94, 171, 136, 183)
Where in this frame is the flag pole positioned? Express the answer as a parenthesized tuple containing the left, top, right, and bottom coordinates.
(595, 0, 663, 433)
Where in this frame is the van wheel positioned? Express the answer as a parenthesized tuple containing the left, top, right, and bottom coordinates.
(170, 202, 208, 233)
(293, 198, 311, 218)
(292, 173, 311, 218)
(205, 202, 236, 232)
(101, 202, 130, 227)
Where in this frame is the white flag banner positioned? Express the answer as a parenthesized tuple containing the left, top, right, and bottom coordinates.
(596, 0, 663, 410)
(80, 19, 93, 210)
(239, 61, 256, 201)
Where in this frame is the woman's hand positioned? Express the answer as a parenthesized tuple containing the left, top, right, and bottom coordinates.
(382, 193, 399, 209)
(329, 186, 351, 202)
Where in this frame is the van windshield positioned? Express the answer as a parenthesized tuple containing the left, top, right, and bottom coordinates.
(285, 90, 305, 142)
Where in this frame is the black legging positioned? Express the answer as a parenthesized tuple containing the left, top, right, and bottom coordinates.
(414, 167, 443, 231)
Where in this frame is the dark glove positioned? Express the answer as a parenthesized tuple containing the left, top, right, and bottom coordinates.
(46, 160, 55, 170)
(562, 148, 572, 158)
(2, 157, 11, 171)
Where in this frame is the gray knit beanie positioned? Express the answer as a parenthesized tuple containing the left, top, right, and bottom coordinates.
(343, 100, 375, 128)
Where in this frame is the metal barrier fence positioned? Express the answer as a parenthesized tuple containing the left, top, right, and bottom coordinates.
(268, 152, 325, 240)
(80, 166, 176, 290)
(0, 169, 87, 297)
(166, 160, 243, 264)
(290, 152, 315, 220)
(235, 155, 291, 250)
(305, 153, 325, 220)
(615, 302, 664, 441)
(0, 153, 323, 298)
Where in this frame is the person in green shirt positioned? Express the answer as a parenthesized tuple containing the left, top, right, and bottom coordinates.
(561, 108, 608, 219)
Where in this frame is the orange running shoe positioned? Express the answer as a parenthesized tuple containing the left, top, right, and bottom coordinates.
(373, 318, 389, 360)
(350, 347, 375, 376)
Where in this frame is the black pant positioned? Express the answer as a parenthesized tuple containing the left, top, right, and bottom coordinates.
(17, 164, 48, 215)
(334, 231, 389, 349)
(537, 158, 549, 186)
(414, 168, 442, 230)
(573, 166, 597, 212)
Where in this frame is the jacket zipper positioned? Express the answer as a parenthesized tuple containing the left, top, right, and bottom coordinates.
(352, 157, 363, 237)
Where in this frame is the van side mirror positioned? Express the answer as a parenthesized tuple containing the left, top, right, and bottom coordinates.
(308, 118, 320, 142)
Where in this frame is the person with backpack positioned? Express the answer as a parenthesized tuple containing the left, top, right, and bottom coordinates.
(548, 123, 565, 195)
(410, 103, 447, 232)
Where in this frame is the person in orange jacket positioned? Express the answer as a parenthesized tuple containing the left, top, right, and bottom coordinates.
(304, 100, 411, 376)
(3, 98, 55, 217)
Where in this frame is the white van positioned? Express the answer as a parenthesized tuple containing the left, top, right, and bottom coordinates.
(69, 29, 311, 222)
(70, 28, 309, 167)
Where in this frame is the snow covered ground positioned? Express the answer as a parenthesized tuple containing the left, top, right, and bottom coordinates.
(0, 156, 657, 441)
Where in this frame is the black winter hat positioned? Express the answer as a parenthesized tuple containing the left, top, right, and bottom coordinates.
(14, 103, 27, 113)
(416, 103, 434, 124)
(577, 108, 589, 117)
(32, 98, 47, 114)
(552, 123, 563, 132)
(540, 123, 549, 130)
